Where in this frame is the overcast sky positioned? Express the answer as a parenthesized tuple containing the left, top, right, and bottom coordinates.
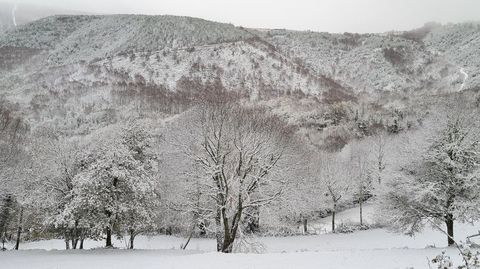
(11, 0, 480, 33)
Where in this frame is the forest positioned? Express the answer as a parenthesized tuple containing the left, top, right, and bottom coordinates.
(1, 85, 479, 265)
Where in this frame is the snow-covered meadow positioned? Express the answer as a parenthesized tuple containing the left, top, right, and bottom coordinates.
(3, 225, 478, 269)
(3, 206, 479, 269)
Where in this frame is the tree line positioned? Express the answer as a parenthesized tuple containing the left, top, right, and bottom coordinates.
(1, 94, 479, 252)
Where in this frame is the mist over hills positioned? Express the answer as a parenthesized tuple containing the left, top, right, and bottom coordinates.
(0, 2, 88, 32)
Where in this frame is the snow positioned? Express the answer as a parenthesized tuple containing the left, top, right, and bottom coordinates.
(4, 201, 480, 269)
(3, 214, 479, 268)
(309, 203, 377, 234)
(5, 204, 478, 269)
(1, 17, 479, 269)
(0, 248, 466, 269)
(425, 23, 480, 90)
(459, 67, 468, 91)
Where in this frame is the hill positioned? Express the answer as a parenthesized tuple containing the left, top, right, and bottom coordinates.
(0, 15, 479, 148)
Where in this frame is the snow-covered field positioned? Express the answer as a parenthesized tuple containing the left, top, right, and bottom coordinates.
(0, 247, 466, 269)
(3, 206, 479, 269)
(1, 227, 475, 269)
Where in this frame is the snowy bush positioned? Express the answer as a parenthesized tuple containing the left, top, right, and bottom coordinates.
(334, 223, 355, 234)
(431, 244, 480, 269)
(334, 223, 372, 234)
(431, 251, 454, 269)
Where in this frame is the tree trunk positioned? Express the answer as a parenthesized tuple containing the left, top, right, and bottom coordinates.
(214, 172, 225, 252)
(221, 233, 235, 253)
(182, 232, 193, 250)
(72, 238, 78, 249)
(0, 194, 13, 248)
(303, 218, 308, 234)
(79, 237, 84, 250)
(105, 227, 113, 248)
(14, 207, 23, 250)
(129, 229, 135, 249)
(71, 221, 79, 249)
(219, 203, 242, 253)
(220, 206, 232, 253)
(331, 204, 336, 233)
(65, 228, 71, 250)
(359, 199, 363, 226)
(105, 177, 117, 248)
(446, 214, 454, 246)
(215, 207, 223, 252)
(182, 226, 194, 250)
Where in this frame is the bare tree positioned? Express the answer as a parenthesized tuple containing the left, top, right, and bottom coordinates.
(372, 133, 387, 185)
(176, 98, 294, 252)
(350, 142, 373, 226)
(316, 154, 350, 233)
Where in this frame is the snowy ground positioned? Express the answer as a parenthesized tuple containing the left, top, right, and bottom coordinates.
(2, 206, 479, 269)
(308, 203, 377, 234)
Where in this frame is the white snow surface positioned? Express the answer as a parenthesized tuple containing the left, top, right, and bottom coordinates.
(0, 247, 468, 269)
(2, 226, 477, 269)
(308, 204, 377, 234)
(3, 205, 480, 269)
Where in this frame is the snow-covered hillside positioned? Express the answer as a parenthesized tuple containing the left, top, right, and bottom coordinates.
(424, 22, 480, 90)
(265, 25, 479, 94)
(0, 15, 254, 63)
(2, 15, 478, 96)
(0, 15, 478, 149)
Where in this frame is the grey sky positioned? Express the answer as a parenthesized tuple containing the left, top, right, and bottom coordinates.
(11, 0, 480, 33)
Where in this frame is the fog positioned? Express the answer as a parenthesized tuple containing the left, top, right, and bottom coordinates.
(7, 0, 480, 33)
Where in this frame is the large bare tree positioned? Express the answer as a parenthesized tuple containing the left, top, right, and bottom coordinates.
(178, 98, 294, 252)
